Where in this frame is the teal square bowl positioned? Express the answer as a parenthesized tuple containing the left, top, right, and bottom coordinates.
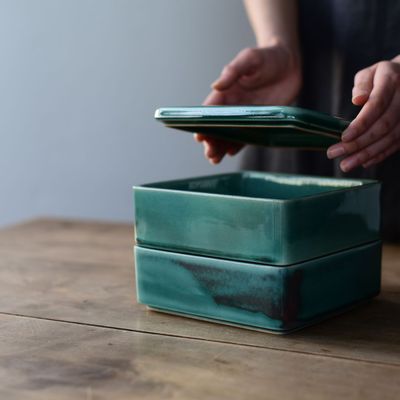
(135, 241, 381, 333)
(134, 172, 380, 265)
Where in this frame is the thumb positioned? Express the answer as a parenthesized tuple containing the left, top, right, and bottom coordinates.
(212, 47, 262, 91)
(352, 66, 375, 106)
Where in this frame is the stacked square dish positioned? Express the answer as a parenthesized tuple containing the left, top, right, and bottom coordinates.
(134, 171, 382, 334)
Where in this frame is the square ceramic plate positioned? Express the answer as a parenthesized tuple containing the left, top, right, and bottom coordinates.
(155, 106, 349, 149)
(134, 171, 380, 266)
(135, 241, 381, 333)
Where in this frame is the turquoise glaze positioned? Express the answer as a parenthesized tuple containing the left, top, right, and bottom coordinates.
(135, 241, 381, 333)
(155, 106, 350, 149)
(134, 172, 381, 265)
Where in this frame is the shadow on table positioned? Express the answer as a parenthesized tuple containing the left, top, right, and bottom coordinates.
(287, 291, 400, 361)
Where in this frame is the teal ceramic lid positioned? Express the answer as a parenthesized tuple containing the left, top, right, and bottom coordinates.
(155, 106, 349, 149)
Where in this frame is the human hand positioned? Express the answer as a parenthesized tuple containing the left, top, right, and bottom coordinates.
(327, 57, 400, 172)
(196, 44, 301, 164)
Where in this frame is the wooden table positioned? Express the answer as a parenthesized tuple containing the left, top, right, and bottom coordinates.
(0, 219, 399, 399)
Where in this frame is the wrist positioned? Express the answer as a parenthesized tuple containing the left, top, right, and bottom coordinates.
(258, 39, 301, 72)
(257, 33, 298, 52)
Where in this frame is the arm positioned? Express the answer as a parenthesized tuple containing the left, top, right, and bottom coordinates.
(244, 0, 299, 49)
(212, 0, 300, 94)
(197, 0, 302, 164)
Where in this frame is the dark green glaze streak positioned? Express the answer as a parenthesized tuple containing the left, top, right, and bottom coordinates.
(135, 241, 381, 333)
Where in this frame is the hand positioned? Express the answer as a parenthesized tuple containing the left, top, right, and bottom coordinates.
(196, 44, 302, 164)
(327, 57, 400, 172)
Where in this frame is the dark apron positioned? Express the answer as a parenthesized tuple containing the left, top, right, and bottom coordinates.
(242, 0, 400, 241)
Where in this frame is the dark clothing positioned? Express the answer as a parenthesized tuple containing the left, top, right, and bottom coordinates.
(242, 0, 400, 241)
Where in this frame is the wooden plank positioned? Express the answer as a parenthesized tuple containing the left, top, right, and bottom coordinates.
(0, 314, 399, 400)
(0, 219, 399, 366)
(0, 218, 132, 267)
(381, 244, 400, 292)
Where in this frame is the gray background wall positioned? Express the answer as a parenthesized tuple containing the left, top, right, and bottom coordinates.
(0, 0, 254, 226)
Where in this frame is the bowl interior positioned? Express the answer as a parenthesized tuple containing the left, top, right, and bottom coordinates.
(146, 172, 367, 200)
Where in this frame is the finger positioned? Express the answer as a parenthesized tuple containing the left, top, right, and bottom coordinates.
(202, 135, 235, 162)
(342, 61, 398, 142)
(352, 66, 375, 106)
(210, 141, 243, 162)
(195, 132, 238, 144)
(194, 90, 227, 143)
(203, 140, 224, 164)
(238, 70, 264, 90)
(194, 133, 205, 142)
(210, 154, 225, 164)
(212, 48, 262, 91)
(207, 144, 226, 164)
(196, 87, 243, 160)
(226, 143, 243, 156)
(203, 89, 226, 106)
(199, 131, 243, 161)
(363, 142, 400, 167)
(203, 142, 221, 164)
(210, 157, 223, 165)
(327, 91, 400, 159)
(203, 137, 224, 157)
(339, 129, 399, 172)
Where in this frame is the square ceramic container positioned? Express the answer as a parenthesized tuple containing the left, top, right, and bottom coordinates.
(135, 241, 381, 333)
(134, 172, 380, 265)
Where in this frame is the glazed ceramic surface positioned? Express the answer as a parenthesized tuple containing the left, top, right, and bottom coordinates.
(135, 241, 381, 333)
(134, 171, 381, 265)
(155, 106, 350, 149)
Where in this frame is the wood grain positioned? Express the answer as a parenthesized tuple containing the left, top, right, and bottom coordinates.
(0, 219, 399, 367)
(1, 313, 399, 400)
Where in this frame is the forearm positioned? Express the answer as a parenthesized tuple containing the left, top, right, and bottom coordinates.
(244, 0, 299, 52)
